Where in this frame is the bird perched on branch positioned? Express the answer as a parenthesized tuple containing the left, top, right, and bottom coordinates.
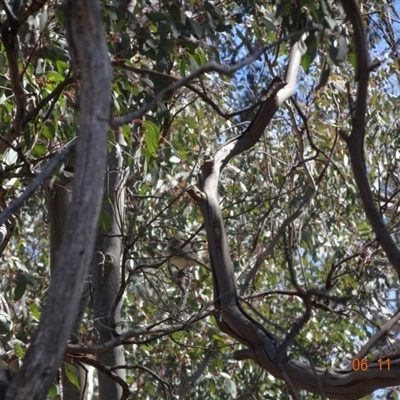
(165, 236, 208, 271)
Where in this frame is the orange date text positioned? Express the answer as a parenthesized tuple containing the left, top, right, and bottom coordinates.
(351, 357, 391, 371)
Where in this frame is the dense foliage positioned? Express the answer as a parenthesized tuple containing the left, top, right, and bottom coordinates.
(0, 0, 399, 398)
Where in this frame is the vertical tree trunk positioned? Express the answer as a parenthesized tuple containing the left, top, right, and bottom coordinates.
(92, 135, 127, 399)
(47, 166, 90, 400)
(4, 0, 112, 397)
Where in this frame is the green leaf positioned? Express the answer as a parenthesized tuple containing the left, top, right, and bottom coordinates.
(46, 71, 65, 82)
(13, 258, 28, 272)
(150, 162, 159, 186)
(64, 363, 80, 389)
(14, 273, 37, 301)
(47, 383, 58, 398)
(316, 60, 330, 91)
(14, 342, 25, 358)
(143, 120, 160, 156)
(186, 17, 204, 39)
(30, 302, 41, 321)
(42, 124, 55, 140)
(168, 4, 181, 20)
(179, 58, 187, 76)
(99, 209, 112, 232)
(301, 35, 317, 72)
(260, 17, 276, 30)
(14, 274, 28, 301)
(348, 39, 357, 71)
(35, 46, 69, 62)
(25, 274, 38, 287)
(147, 12, 167, 22)
(0, 53, 6, 68)
(275, 1, 291, 18)
(32, 143, 47, 157)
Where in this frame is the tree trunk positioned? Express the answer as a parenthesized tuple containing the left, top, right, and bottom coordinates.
(4, 0, 111, 398)
(92, 135, 127, 399)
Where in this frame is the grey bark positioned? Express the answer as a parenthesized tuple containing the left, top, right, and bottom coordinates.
(339, 1, 400, 277)
(92, 135, 127, 399)
(46, 175, 89, 400)
(4, 0, 111, 399)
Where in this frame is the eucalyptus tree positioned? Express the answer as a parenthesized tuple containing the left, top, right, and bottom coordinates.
(0, 0, 399, 399)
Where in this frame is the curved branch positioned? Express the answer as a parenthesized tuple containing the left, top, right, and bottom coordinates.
(340, 0, 400, 277)
(194, 27, 308, 373)
(79, 357, 131, 400)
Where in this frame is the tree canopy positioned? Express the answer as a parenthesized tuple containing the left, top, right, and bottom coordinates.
(0, 0, 400, 399)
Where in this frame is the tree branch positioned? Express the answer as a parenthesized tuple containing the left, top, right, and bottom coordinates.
(79, 357, 131, 400)
(340, 0, 400, 277)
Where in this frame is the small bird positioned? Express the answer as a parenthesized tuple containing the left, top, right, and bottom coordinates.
(166, 237, 207, 271)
